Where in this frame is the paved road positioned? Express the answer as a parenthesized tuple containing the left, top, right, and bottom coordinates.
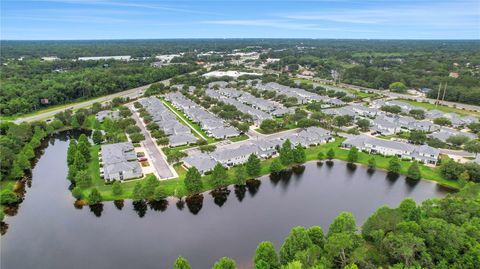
(439, 148, 475, 158)
(130, 106, 175, 179)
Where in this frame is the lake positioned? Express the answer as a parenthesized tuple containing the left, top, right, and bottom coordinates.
(0, 132, 450, 269)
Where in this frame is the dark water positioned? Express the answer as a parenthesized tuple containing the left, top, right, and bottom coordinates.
(1, 133, 450, 269)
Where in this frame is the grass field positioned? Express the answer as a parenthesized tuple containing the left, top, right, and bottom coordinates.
(399, 99, 480, 117)
(78, 136, 459, 203)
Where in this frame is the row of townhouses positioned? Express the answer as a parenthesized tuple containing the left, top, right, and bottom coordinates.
(99, 142, 143, 181)
(164, 92, 240, 139)
(139, 97, 198, 147)
(342, 135, 440, 165)
(183, 127, 334, 174)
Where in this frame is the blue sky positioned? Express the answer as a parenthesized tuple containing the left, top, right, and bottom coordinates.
(1, 0, 479, 40)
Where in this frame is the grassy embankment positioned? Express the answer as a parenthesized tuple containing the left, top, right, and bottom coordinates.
(80, 137, 459, 203)
(399, 99, 480, 117)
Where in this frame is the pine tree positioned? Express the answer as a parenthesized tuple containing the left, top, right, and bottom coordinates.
(246, 154, 261, 176)
(234, 165, 247, 185)
(16, 152, 31, 171)
(112, 181, 123, 196)
(327, 148, 335, 160)
(88, 188, 102, 204)
(293, 144, 306, 164)
(347, 147, 359, 163)
(211, 163, 228, 188)
(173, 256, 191, 269)
(388, 157, 401, 174)
(184, 167, 203, 194)
(270, 159, 283, 173)
(280, 139, 294, 165)
(143, 175, 159, 198)
(368, 157, 376, 169)
(153, 186, 167, 201)
(77, 141, 91, 161)
(67, 140, 77, 165)
(74, 151, 87, 170)
(92, 129, 103, 145)
(407, 161, 422, 180)
(75, 170, 91, 188)
(132, 182, 145, 201)
(317, 151, 325, 161)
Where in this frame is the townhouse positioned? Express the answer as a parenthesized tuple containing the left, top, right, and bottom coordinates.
(99, 142, 143, 181)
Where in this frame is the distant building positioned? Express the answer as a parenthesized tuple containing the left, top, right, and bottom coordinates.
(96, 110, 120, 122)
(78, 56, 131, 61)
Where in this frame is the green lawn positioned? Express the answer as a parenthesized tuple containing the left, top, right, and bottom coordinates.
(159, 97, 216, 143)
(399, 99, 480, 117)
(229, 134, 249, 142)
(78, 136, 459, 203)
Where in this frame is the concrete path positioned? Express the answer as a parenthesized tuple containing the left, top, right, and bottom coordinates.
(129, 106, 175, 179)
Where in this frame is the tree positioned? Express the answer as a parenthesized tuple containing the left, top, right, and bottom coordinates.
(92, 129, 103, 145)
(382, 232, 425, 266)
(246, 154, 261, 177)
(211, 163, 228, 188)
(389, 82, 407, 93)
(347, 147, 358, 163)
(280, 140, 294, 165)
(129, 133, 145, 143)
(388, 157, 401, 174)
(440, 159, 465, 180)
(88, 188, 102, 205)
(153, 186, 167, 201)
(143, 175, 159, 198)
(75, 170, 92, 188)
(184, 167, 203, 194)
(16, 152, 31, 171)
(368, 157, 376, 169)
(433, 117, 452, 126)
(328, 212, 357, 236)
(234, 165, 247, 185)
(270, 159, 283, 173)
(307, 226, 325, 248)
(280, 226, 313, 264)
(0, 189, 19, 205)
(317, 152, 325, 161)
(132, 182, 146, 201)
(254, 241, 280, 269)
(72, 187, 83, 199)
(77, 141, 91, 161)
(260, 119, 279, 133)
(407, 161, 421, 181)
(212, 257, 236, 269)
(67, 140, 77, 165)
(78, 133, 90, 146)
(398, 198, 421, 222)
(464, 140, 480, 157)
(409, 130, 427, 145)
(327, 148, 335, 160)
(73, 151, 87, 170)
(356, 119, 370, 131)
(22, 144, 35, 160)
(173, 256, 191, 269)
(112, 181, 123, 196)
(409, 109, 425, 120)
(325, 232, 356, 268)
(446, 135, 470, 146)
(293, 144, 306, 164)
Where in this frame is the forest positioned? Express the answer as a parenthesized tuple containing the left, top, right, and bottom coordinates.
(0, 59, 198, 116)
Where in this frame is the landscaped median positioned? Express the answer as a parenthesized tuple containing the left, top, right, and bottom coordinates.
(76, 137, 460, 205)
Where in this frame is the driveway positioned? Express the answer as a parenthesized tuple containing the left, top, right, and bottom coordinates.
(129, 106, 175, 179)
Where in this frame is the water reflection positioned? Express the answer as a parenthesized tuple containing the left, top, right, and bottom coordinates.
(246, 179, 261, 197)
(132, 201, 148, 217)
(176, 199, 185, 210)
(292, 165, 305, 175)
(346, 163, 357, 174)
(148, 200, 169, 212)
(114, 200, 125, 210)
(210, 188, 231, 207)
(89, 204, 104, 217)
(186, 194, 204, 215)
(234, 185, 247, 202)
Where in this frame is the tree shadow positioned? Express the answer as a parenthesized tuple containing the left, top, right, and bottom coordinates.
(176, 198, 185, 211)
(386, 172, 400, 185)
(366, 168, 375, 177)
(346, 163, 357, 174)
(326, 160, 334, 168)
(292, 165, 305, 175)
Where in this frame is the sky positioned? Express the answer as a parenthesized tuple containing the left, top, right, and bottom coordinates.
(1, 0, 479, 40)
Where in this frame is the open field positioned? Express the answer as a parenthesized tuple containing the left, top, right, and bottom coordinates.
(399, 99, 480, 117)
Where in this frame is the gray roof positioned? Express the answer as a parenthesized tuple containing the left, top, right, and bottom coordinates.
(100, 142, 142, 180)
